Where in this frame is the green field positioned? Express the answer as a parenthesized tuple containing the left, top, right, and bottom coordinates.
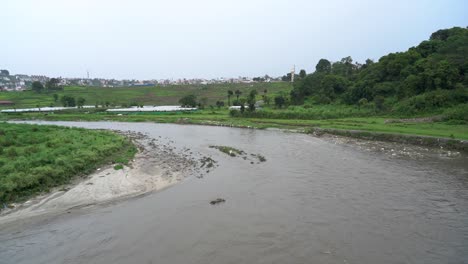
(0, 123, 137, 204)
(0, 82, 291, 109)
(0, 81, 466, 142)
(3, 110, 467, 140)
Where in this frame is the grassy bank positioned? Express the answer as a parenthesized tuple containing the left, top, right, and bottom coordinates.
(0, 123, 137, 204)
(2, 109, 467, 140)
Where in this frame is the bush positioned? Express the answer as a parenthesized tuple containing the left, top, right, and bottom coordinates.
(394, 89, 468, 115)
(179, 94, 197, 107)
(443, 104, 468, 121)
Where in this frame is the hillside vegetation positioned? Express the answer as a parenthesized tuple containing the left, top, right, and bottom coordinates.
(284, 27, 467, 119)
(0, 82, 291, 109)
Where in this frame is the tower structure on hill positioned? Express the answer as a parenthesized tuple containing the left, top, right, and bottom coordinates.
(291, 65, 295, 83)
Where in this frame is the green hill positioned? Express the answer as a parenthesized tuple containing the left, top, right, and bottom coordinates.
(290, 27, 468, 118)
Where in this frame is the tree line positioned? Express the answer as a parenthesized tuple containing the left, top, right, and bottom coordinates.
(288, 27, 467, 113)
(31, 78, 63, 92)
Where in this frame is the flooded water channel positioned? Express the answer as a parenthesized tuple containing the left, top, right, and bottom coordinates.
(1, 121, 467, 264)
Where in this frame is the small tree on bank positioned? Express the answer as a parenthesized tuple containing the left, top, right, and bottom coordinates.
(227, 90, 233, 106)
(235, 90, 242, 101)
(61, 95, 76, 107)
(216, 101, 225, 109)
(247, 90, 258, 112)
(274, 95, 286, 108)
(179, 94, 197, 107)
(32, 81, 44, 93)
(77, 97, 86, 108)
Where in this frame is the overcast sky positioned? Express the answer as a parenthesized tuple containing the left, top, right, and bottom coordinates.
(2, 0, 467, 80)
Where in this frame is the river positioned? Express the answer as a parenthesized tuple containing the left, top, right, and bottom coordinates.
(1, 121, 467, 264)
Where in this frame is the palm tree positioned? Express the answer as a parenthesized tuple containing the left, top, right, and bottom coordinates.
(227, 90, 233, 106)
(235, 90, 242, 101)
(262, 89, 268, 105)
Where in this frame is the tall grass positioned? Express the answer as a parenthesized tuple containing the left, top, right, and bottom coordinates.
(231, 104, 376, 119)
(0, 123, 137, 204)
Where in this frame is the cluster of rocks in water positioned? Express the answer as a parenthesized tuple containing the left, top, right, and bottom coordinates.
(120, 131, 200, 181)
(122, 132, 230, 206)
(209, 145, 267, 164)
(209, 198, 226, 205)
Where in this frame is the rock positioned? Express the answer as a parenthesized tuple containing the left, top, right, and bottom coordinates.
(210, 198, 226, 205)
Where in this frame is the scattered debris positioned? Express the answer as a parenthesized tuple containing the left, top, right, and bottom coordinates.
(209, 145, 245, 157)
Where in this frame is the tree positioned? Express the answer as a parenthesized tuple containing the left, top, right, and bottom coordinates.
(227, 90, 233, 106)
(316, 59, 331, 73)
(320, 75, 348, 99)
(61, 95, 76, 107)
(45, 78, 63, 91)
(235, 90, 242, 100)
(299, 69, 307, 78)
(238, 98, 247, 113)
(199, 97, 208, 109)
(32, 81, 44, 93)
(53, 93, 58, 102)
(357, 98, 368, 110)
(274, 95, 286, 108)
(262, 89, 269, 105)
(281, 73, 298, 82)
(0, 70, 9, 76)
(216, 101, 225, 109)
(374, 95, 385, 111)
(247, 90, 258, 112)
(179, 94, 197, 107)
(77, 97, 86, 108)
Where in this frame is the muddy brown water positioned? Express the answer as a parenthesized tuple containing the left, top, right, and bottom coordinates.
(1, 121, 467, 264)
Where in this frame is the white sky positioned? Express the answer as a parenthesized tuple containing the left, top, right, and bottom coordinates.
(2, 0, 467, 79)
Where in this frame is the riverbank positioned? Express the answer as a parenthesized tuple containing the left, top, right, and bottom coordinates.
(0, 123, 138, 205)
(2, 110, 467, 151)
(0, 130, 199, 225)
(309, 127, 468, 152)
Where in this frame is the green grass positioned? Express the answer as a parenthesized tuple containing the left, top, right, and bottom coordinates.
(0, 82, 292, 109)
(2, 109, 466, 140)
(113, 164, 124, 170)
(0, 123, 137, 204)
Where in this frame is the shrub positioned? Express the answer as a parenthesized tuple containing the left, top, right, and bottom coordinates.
(443, 104, 468, 121)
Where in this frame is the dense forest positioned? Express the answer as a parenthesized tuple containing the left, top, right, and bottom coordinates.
(288, 27, 467, 116)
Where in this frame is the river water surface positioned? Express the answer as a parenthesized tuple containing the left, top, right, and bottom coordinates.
(1, 121, 467, 264)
